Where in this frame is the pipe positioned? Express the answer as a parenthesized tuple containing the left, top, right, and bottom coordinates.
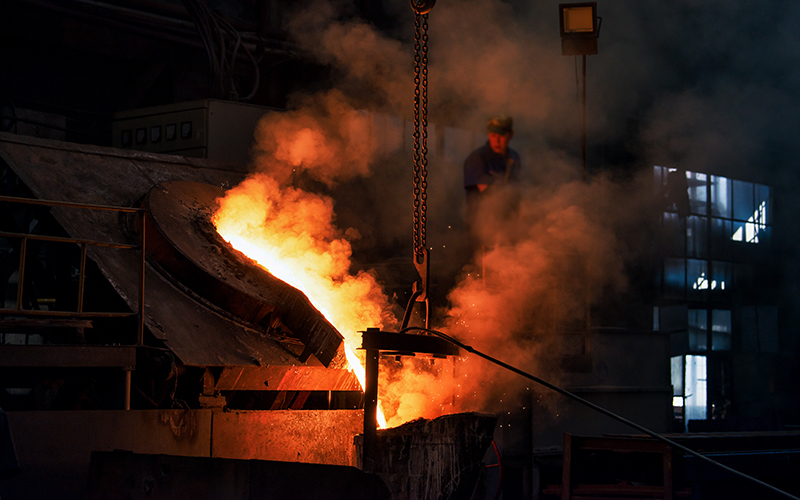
(138, 211, 146, 346)
(123, 369, 132, 410)
(78, 243, 87, 313)
(15, 237, 27, 310)
(581, 54, 587, 182)
(362, 344, 379, 472)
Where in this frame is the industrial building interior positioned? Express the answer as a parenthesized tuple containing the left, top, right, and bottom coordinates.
(1, 0, 800, 499)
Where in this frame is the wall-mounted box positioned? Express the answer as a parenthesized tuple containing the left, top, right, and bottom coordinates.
(112, 99, 278, 165)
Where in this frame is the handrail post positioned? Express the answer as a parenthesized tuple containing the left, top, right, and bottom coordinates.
(15, 237, 27, 310)
(363, 343, 379, 473)
(123, 369, 132, 410)
(77, 242, 87, 313)
(138, 210, 146, 346)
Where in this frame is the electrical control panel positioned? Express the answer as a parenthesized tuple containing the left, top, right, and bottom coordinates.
(112, 99, 278, 165)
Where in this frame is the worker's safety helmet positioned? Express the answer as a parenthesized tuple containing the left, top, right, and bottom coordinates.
(487, 115, 513, 135)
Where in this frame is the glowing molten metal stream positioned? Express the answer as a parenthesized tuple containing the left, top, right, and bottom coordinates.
(212, 174, 388, 428)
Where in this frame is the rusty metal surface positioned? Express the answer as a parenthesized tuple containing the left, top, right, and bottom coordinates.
(87, 450, 390, 500)
(212, 409, 364, 466)
(3, 408, 370, 499)
(2, 409, 212, 500)
(144, 181, 343, 366)
(0, 133, 332, 368)
(358, 412, 498, 500)
(143, 268, 302, 367)
(215, 366, 361, 392)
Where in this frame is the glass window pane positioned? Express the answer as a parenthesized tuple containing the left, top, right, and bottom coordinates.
(710, 175, 731, 218)
(728, 182, 768, 244)
(745, 220, 760, 243)
(733, 180, 754, 221)
(671, 356, 684, 396)
(687, 259, 708, 290)
(660, 304, 689, 332)
(755, 184, 770, 225)
(732, 220, 764, 244)
(754, 225, 771, 245)
(685, 355, 707, 423)
(734, 263, 754, 289)
(663, 212, 685, 255)
(663, 258, 686, 298)
(711, 309, 732, 351)
(662, 169, 690, 215)
(731, 220, 747, 242)
(688, 309, 707, 351)
(710, 261, 732, 293)
(686, 216, 707, 258)
(686, 171, 707, 215)
(687, 259, 708, 300)
(654, 166, 668, 192)
(710, 218, 732, 259)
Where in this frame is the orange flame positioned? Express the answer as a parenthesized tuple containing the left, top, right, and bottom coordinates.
(212, 173, 388, 428)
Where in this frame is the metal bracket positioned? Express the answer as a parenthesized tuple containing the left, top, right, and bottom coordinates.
(400, 248, 430, 330)
(360, 328, 459, 472)
(412, 248, 429, 302)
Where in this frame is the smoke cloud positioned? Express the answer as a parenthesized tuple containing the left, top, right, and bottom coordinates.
(251, 90, 377, 185)
(236, 0, 798, 426)
(270, 0, 800, 182)
(283, 0, 579, 143)
(241, 0, 651, 426)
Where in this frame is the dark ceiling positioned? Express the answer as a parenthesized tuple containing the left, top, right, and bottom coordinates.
(0, 0, 343, 145)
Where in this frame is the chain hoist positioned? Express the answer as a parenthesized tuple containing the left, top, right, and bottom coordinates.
(404, 0, 435, 330)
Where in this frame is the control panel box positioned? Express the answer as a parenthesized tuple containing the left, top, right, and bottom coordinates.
(112, 99, 277, 165)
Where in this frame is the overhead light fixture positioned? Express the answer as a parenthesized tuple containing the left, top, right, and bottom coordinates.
(559, 2, 599, 56)
(558, 2, 600, 181)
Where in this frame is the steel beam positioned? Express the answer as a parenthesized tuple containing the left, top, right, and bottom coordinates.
(0, 345, 136, 368)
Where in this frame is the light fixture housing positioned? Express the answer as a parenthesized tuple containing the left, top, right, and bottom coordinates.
(559, 2, 598, 56)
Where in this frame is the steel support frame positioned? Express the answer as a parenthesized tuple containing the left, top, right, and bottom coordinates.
(360, 328, 459, 472)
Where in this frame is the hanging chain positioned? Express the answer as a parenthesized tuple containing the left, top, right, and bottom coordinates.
(412, 9, 430, 259)
(420, 14, 429, 256)
(406, 0, 435, 326)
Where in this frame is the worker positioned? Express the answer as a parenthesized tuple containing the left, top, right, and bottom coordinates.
(463, 115, 521, 245)
(464, 114, 521, 193)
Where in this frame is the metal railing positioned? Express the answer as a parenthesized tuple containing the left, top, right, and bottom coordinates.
(0, 194, 145, 345)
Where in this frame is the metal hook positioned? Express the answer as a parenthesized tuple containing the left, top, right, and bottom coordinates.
(410, 0, 436, 15)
